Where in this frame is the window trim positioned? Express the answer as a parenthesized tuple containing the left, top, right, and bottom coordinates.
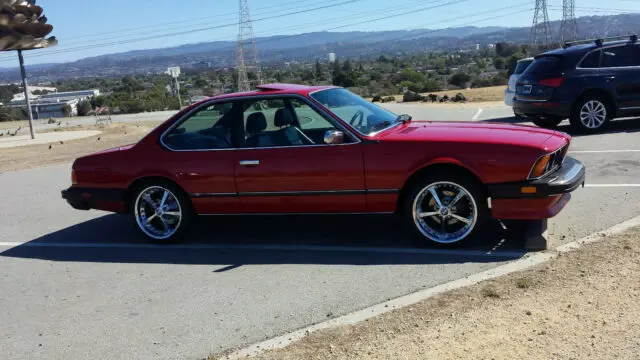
(577, 44, 640, 70)
(160, 93, 361, 152)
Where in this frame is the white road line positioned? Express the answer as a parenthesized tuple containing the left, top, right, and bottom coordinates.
(0, 241, 525, 258)
(472, 108, 483, 120)
(585, 184, 640, 187)
(226, 214, 640, 359)
(570, 150, 640, 154)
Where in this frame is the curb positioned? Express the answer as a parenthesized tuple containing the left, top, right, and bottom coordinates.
(223, 214, 640, 359)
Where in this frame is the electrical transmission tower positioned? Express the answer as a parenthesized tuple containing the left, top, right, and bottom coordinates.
(236, 0, 262, 92)
(560, 0, 578, 43)
(531, 0, 551, 45)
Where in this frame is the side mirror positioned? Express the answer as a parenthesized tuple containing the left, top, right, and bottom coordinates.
(324, 130, 344, 145)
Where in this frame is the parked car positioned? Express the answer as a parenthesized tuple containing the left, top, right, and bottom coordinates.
(505, 57, 534, 107)
(514, 35, 640, 133)
(62, 84, 585, 247)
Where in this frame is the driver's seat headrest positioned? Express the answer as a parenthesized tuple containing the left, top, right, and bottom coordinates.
(274, 108, 295, 128)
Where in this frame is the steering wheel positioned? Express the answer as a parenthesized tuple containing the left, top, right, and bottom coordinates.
(349, 110, 364, 128)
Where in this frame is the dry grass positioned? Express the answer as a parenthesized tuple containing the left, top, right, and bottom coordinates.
(214, 227, 640, 360)
(0, 122, 161, 172)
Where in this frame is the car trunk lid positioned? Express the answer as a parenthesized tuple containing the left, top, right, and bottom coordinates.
(516, 55, 565, 102)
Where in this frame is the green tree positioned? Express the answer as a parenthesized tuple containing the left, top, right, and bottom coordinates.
(449, 73, 471, 88)
(76, 100, 93, 116)
(494, 57, 506, 70)
(91, 95, 107, 108)
(61, 104, 72, 117)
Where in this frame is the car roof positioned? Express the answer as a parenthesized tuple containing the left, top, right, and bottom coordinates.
(210, 83, 337, 100)
(540, 40, 633, 58)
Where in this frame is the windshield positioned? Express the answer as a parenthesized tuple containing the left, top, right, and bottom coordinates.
(310, 88, 400, 136)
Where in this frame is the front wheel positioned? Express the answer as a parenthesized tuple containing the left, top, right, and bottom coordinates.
(131, 181, 194, 244)
(402, 172, 489, 247)
(570, 97, 611, 133)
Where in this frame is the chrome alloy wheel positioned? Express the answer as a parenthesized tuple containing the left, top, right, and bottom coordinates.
(580, 100, 607, 129)
(134, 186, 182, 240)
(412, 182, 478, 244)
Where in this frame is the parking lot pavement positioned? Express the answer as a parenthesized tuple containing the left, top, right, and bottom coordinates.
(2, 109, 640, 360)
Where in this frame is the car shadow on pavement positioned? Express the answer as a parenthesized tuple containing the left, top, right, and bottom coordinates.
(483, 116, 640, 136)
(1, 214, 527, 266)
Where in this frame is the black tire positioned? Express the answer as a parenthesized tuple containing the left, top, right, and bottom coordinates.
(532, 118, 562, 129)
(569, 95, 611, 133)
(402, 171, 489, 248)
(130, 180, 194, 244)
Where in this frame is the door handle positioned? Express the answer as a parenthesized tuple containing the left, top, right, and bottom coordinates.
(239, 160, 260, 166)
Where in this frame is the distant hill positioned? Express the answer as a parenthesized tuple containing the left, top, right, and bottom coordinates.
(1, 13, 639, 82)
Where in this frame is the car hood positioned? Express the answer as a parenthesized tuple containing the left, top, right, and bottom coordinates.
(377, 121, 566, 150)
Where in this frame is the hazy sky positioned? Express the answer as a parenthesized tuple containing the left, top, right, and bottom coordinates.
(0, 0, 638, 66)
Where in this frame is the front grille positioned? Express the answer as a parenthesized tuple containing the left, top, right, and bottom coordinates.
(548, 144, 568, 173)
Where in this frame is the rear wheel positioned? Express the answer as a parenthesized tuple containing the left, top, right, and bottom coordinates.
(131, 181, 194, 244)
(402, 172, 489, 247)
(532, 118, 562, 129)
(570, 96, 611, 133)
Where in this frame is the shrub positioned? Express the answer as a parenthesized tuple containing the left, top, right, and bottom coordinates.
(403, 91, 425, 102)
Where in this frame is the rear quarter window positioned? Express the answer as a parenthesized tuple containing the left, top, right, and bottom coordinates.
(514, 60, 533, 75)
(579, 50, 601, 68)
(525, 56, 563, 75)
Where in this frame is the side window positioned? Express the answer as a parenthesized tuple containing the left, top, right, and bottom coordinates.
(162, 102, 235, 150)
(579, 50, 601, 68)
(602, 45, 634, 67)
(241, 97, 349, 148)
(290, 98, 346, 144)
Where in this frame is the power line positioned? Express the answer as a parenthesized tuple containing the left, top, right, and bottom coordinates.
(63, 0, 337, 42)
(2, 0, 457, 63)
(0, 0, 364, 62)
(1, 2, 532, 66)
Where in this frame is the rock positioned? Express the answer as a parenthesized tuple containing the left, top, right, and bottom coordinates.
(526, 310, 532, 316)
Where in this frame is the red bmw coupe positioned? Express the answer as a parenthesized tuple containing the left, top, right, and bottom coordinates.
(62, 83, 585, 247)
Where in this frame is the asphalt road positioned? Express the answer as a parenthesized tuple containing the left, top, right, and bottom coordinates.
(2, 103, 640, 360)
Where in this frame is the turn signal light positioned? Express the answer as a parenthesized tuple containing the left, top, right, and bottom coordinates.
(521, 186, 537, 194)
(530, 154, 551, 178)
(539, 77, 565, 87)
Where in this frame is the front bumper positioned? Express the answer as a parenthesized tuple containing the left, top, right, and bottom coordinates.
(513, 99, 572, 120)
(62, 187, 127, 213)
(488, 157, 585, 199)
(487, 157, 585, 220)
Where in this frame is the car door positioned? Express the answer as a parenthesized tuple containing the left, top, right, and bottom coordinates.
(601, 44, 640, 110)
(160, 100, 242, 214)
(234, 96, 366, 213)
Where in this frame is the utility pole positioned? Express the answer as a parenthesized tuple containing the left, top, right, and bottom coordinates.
(236, 0, 262, 91)
(532, 0, 551, 45)
(560, 0, 578, 43)
(18, 50, 36, 140)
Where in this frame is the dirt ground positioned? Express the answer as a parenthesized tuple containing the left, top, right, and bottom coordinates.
(220, 227, 640, 360)
(0, 122, 160, 172)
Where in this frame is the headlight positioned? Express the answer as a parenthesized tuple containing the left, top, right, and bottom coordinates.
(530, 154, 552, 178)
(529, 145, 568, 179)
